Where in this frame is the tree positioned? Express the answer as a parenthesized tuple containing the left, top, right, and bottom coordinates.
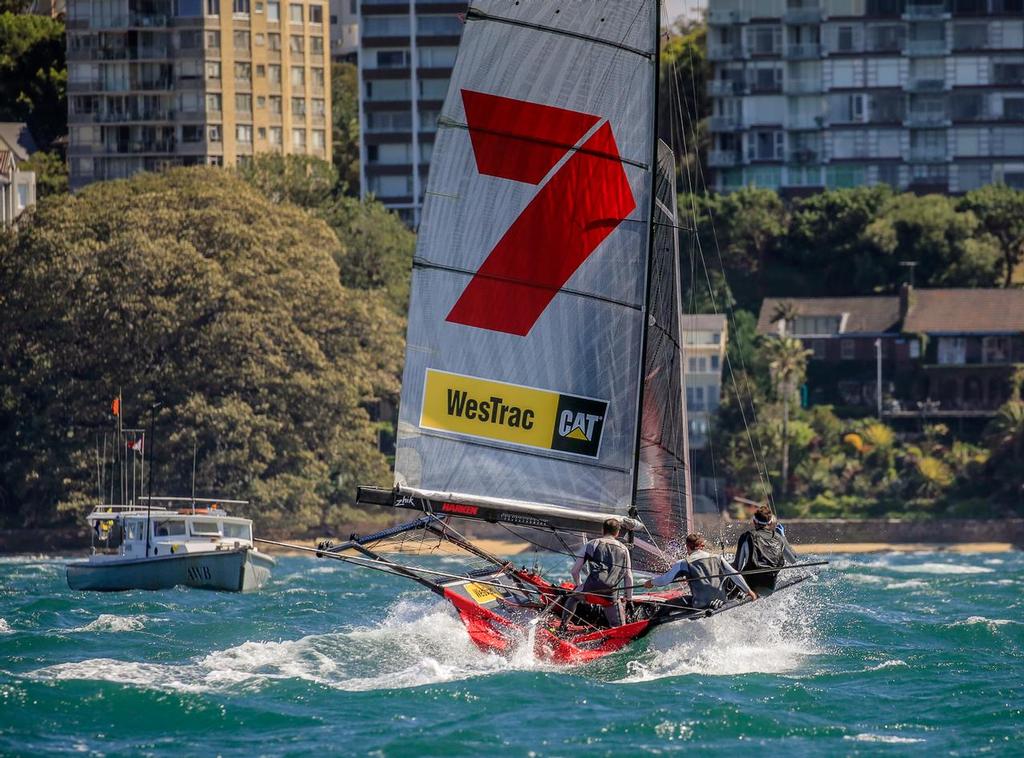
(862, 193, 1002, 288)
(331, 62, 360, 195)
(20, 149, 67, 197)
(958, 183, 1024, 287)
(983, 400, 1024, 509)
(0, 12, 66, 147)
(237, 152, 338, 208)
(0, 167, 404, 531)
(770, 300, 797, 336)
(658, 18, 708, 189)
(762, 336, 812, 500)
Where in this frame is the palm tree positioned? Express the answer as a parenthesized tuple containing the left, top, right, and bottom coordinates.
(770, 301, 798, 337)
(763, 336, 813, 500)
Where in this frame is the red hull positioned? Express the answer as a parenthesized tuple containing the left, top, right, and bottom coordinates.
(444, 588, 653, 664)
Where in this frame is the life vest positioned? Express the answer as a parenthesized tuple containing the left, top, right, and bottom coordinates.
(681, 551, 729, 608)
(735, 528, 785, 586)
(583, 537, 628, 590)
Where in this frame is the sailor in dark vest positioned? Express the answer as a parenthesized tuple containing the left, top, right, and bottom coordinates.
(561, 518, 634, 627)
(643, 532, 756, 608)
(733, 505, 797, 595)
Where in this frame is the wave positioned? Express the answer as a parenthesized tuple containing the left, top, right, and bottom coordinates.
(864, 659, 907, 671)
(0, 618, 11, 634)
(888, 562, 993, 575)
(844, 733, 925, 744)
(619, 587, 822, 681)
(884, 579, 928, 590)
(949, 616, 1018, 629)
(69, 614, 148, 633)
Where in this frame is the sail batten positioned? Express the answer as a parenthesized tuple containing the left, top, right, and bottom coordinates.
(395, 0, 659, 519)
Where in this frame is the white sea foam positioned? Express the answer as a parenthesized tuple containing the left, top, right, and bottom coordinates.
(69, 614, 147, 633)
(847, 574, 887, 585)
(0, 618, 12, 634)
(888, 562, 993, 575)
(950, 616, 1017, 629)
(844, 733, 925, 744)
(619, 588, 821, 681)
(885, 579, 928, 590)
(865, 659, 907, 671)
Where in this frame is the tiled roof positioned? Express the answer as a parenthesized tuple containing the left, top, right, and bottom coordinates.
(756, 297, 901, 335)
(903, 289, 1024, 334)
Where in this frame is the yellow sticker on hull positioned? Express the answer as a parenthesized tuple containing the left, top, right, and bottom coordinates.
(464, 581, 502, 604)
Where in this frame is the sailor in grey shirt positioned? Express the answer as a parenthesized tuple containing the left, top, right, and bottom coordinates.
(644, 532, 757, 608)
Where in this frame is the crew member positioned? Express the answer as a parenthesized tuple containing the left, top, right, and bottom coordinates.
(643, 532, 756, 609)
(561, 518, 633, 628)
(734, 505, 797, 595)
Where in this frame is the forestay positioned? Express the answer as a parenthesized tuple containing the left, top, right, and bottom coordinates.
(394, 0, 660, 516)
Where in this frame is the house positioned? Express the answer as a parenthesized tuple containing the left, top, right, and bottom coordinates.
(757, 285, 1024, 418)
(683, 314, 728, 451)
(0, 123, 38, 228)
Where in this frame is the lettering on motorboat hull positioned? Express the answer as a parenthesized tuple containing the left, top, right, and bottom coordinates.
(420, 369, 607, 457)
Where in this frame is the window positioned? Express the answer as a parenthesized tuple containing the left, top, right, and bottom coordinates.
(206, 0, 219, 13)
(256, 95, 266, 108)
(419, 78, 448, 99)
(841, 339, 856, 360)
(686, 386, 706, 411)
(223, 522, 251, 540)
(792, 315, 841, 336)
(311, 98, 325, 115)
(289, 2, 302, 22)
(233, 30, 249, 51)
(909, 339, 921, 359)
(176, 0, 202, 17)
(419, 46, 456, 68)
(309, 4, 322, 23)
(310, 36, 323, 54)
(366, 110, 411, 132)
(363, 15, 410, 36)
(153, 519, 186, 537)
(267, 0, 278, 20)
(983, 336, 1011, 364)
(209, 124, 222, 141)
(179, 29, 202, 48)
(710, 355, 720, 371)
(312, 129, 325, 149)
(255, 32, 265, 46)
(837, 25, 855, 52)
(269, 95, 282, 113)
(190, 520, 221, 536)
(205, 30, 221, 47)
(205, 93, 222, 112)
(236, 124, 253, 143)
(257, 126, 266, 139)
(291, 67, 305, 86)
(233, 0, 249, 13)
(292, 127, 306, 148)
(268, 64, 282, 83)
(182, 124, 203, 142)
(255, 64, 265, 77)
(269, 126, 282, 144)
(311, 67, 324, 88)
(290, 35, 304, 53)
(954, 23, 987, 50)
(268, 32, 281, 50)
(236, 93, 252, 111)
(125, 520, 142, 540)
(235, 62, 251, 80)
(205, 61, 221, 78)
(292, 97, 306, 116)
(937, 337, 967, 365)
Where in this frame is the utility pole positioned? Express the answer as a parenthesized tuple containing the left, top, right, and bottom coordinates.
(875, 338, 883, 419)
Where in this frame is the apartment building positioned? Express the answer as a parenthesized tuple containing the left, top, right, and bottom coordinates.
(329, 0, 357, 60)
(683, 315, 729, 452)
(66, 0, 332, 190)
(707, 0, 1024, 195)
(358, 0, 465, 226)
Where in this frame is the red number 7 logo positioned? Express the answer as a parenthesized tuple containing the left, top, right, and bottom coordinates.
(445, 90, 637, 337)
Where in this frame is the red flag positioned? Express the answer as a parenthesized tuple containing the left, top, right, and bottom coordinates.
(127, 438, 143, 452)
(111, 397, 120, 417)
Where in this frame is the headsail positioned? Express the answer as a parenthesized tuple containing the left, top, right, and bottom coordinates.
(394, 1, 660, 519)
(634, 141, 693, 566)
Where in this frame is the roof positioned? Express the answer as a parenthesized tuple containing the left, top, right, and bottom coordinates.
(757, 297, 901, 335)
(681, 314, 727, 333)
(902, 289, 1024, 334)
(0, 123, 37, 163)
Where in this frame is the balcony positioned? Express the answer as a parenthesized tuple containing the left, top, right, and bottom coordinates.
(904, 112, 951, 127)
(708, 79, 745, 97)
(709, 115, 742, 131)
(903, 5, 951, 20)
(708, 150, 740, 167)
(784, 77, 821, 94)
(784, 43, 821, 59)
(707, 9, 740, 25)
(787, 148, 820, 163)
(708, 44, 743, 61)
(103, 139, 176, 154)
(909, 150, 948, 163)
(788, 114, 827, 129)
(905, 39, 949, 55)
(905, 78, 947, 93)
(783, 8, 823, 24)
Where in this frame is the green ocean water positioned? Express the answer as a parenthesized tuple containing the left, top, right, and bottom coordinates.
(0, 549, 1021, 756)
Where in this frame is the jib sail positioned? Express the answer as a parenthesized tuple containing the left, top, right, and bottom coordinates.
(393, 0, 660, 519)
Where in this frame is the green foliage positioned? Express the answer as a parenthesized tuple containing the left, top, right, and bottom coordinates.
(20, 149, 67, 197)
(958, 183, 1024, 286)
(331, 62, 360, 195)
(237, 153, 338, 208)
(0, 167, 404, 531)
(658, 19, 708, 189)
(0, 12, 65, 147)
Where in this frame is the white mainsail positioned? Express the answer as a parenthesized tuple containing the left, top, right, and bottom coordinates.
(394, 1, 660, 519)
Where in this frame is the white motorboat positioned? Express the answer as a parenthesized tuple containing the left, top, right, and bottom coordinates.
(66, 497, 275, 592)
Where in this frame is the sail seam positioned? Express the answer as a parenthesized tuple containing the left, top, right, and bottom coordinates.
(436, 115, 650, 172)
(411, 258, 645, 312)
(465, 7, 654, 60)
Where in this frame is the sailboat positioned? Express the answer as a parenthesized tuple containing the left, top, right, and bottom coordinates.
(301, 1, 811, 663)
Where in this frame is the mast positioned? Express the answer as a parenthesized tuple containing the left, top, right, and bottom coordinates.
(629, 0, 664, 519)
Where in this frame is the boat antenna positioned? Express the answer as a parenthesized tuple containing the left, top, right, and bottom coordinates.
(191, 437, 198, 515)
(144, 401, 161, 557)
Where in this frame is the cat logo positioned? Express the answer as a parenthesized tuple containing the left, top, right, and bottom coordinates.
(421, 369, 608, 458)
